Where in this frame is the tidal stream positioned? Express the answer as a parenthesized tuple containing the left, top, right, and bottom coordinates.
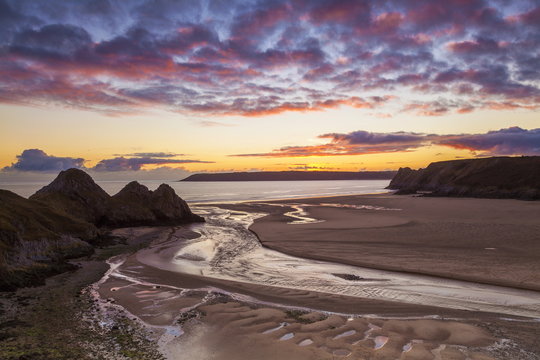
(105, 205, 540, 319)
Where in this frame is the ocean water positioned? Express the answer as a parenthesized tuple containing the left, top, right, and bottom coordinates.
(0, 179, 391, 203)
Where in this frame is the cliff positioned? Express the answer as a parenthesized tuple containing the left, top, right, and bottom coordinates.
(1, 169, 203, 290)
(181, 170, 396, 181)
(388, 156, 540, 200)
(0, 190, 96, 289)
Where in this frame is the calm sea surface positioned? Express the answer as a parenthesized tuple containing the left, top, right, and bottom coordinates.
(0, 180, 391, 203)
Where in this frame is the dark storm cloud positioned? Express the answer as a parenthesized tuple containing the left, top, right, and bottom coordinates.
(3, 149, 84, 171)
(0, 0, 539, 116)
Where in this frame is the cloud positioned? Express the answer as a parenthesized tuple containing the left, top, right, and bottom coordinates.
(10, 24, 92, 59)
(199, 120, 235, 127)
(114, 152, 185, 158)
(93, 156, 214, 171)
(287, 164, 336, 170)
(231, 127, 540, 158)
(3, 149, 85, 172)
(319, 130, 429, 145)
(0, 0, 538, 117)
(2, 149, 213, 173)
(437, 127, 540, 155)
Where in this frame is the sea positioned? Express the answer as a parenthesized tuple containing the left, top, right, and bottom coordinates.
(0, 179, 391, 203)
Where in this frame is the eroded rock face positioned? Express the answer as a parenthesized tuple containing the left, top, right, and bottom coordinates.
(30, 168, 110, 223)
(388, 156, 540, 200)
(2, 169, 203, 289)
(149, 184, 200, 221)
(0, 189, 97, 290)
(102, 182, 204, 227)
(28, 169, 204, 227)
(103, 181, 155, 226)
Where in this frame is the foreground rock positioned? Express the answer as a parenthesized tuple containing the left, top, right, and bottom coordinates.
(0, 190, 96, 289)
(388, 156, 540, 200)
(1, 169, 203, 290)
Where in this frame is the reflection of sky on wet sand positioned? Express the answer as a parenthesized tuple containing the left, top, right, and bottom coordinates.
(122, 206, 540, 318)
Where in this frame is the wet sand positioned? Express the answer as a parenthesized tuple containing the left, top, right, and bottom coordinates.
(98, 254, 530, 360)
(93, 194, 540, 359)
(232, 194, 540, 291)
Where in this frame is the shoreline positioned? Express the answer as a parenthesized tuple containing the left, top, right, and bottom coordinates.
(2, 193, 539, 359)
(189, 189, 392, 205)
(213, 193, 540, 293)
(93, 203, 540, 359)
(248, 225, 540, 293)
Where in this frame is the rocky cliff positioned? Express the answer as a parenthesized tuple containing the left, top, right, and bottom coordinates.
(1, 169, 203, 289)
(0, 190, 96, 289)
(388, 156, 540, 200)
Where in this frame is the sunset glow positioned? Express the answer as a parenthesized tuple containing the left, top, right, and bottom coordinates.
(1, 0, 539, 179)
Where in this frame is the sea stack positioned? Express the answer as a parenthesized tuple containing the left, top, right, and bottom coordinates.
(102, 181, 204, 227)
(1, 169, 203, 289)
(30, 168, 110, 223)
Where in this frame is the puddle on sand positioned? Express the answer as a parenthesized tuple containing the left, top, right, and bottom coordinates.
(374, 336, 389, 350)
(279, 333, 294, 341)
(298, 339, 313, 346)
(262, 322, 288, 334)
(403, 342, 413, 352)
(333, 330, 356, 339)
(333, 349, 351, 356)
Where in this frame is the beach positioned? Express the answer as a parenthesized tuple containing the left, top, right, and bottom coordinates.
(92, 193, 540, 359)
(241, 194, 540, 291)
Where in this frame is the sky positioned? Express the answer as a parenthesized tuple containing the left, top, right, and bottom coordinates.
(0, 0, 539, 180)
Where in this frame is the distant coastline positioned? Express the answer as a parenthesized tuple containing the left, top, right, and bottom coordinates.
(180, 170, 397, 182)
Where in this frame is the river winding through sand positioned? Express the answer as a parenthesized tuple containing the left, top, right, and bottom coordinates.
(106, 205, 540, 319)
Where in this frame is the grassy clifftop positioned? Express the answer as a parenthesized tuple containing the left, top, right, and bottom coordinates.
(388, 156, 540, 200)
(0, 190, 97, 289)
(1, 168, 203, 290)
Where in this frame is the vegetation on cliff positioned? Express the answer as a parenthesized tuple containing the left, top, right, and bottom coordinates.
(388, 156, 540, 200)
(0, 169, 203, 290)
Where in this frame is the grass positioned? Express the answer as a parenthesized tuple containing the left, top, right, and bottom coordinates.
(0, 239, 164, 359)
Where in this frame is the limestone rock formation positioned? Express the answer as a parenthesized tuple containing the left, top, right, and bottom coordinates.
(102, 182, 204, 227)
(30, 168, 110, 223)
(388, 156, 540, 200)
(1, 169, 203, 289)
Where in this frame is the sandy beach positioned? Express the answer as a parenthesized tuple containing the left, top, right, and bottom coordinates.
(90, 194, 540, 359)
(235, 194, 540, 291)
